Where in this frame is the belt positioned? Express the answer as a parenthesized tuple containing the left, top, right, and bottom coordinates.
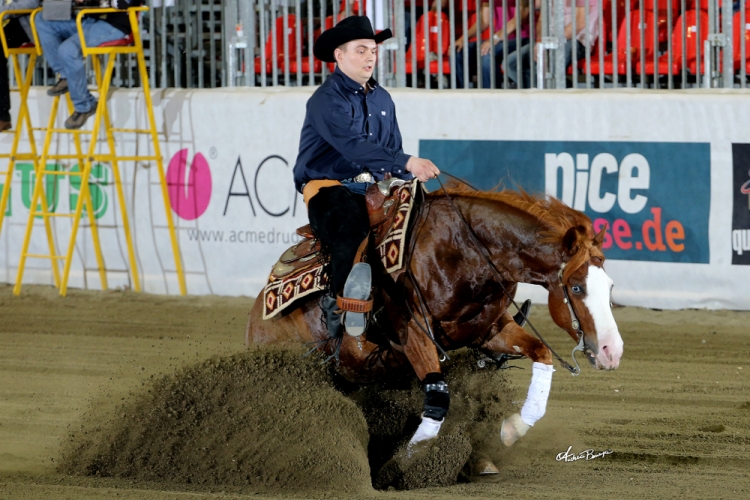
(341, 172, 374, 184)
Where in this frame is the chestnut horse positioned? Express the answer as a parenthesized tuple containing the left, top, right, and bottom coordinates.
(246, 186, 623, 450)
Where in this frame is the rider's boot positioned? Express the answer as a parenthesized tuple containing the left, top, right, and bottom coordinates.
(513, 299, 532, 327)
(339, 262, 372, 337)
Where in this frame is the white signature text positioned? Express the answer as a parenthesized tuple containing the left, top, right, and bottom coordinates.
(555, 445, 613, 462)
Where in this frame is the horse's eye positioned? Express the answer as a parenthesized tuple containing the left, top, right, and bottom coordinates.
(571, 285, 584, 294)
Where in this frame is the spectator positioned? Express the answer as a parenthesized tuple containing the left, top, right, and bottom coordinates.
(0, 0, 40, 131)
(35, 0, 141, 130)
(455, 0, 530, 88)
(504, 0, 597, 88)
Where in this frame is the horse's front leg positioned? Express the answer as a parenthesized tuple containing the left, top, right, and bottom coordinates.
(481, 311, 555, 447)
(401, 318, 449, 448)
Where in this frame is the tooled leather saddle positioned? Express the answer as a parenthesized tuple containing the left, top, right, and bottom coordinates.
(262, 178, 419, 319)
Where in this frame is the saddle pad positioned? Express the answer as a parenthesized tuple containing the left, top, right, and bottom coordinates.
(376, 181, 417, 274)
(261, 179, 418, 320)
(262, 262, 328, 319)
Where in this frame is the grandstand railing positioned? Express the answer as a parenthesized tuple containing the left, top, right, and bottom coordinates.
(6, 0, 748, 90)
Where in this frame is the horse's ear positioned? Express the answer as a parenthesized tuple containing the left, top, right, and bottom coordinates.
(593, 225, 607, 247)
(562, 226, 583, 256)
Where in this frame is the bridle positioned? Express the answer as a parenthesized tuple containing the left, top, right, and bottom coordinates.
(405, 173, 594, 376)
(558, 261, 593, 375)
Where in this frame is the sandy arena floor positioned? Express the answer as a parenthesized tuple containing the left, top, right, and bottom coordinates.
(0, 284, 748, 499)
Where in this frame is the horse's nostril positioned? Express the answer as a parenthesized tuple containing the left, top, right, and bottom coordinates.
(601, 345, 612, 361)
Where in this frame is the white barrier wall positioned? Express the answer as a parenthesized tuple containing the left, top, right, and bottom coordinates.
(1, 87, 749, 309)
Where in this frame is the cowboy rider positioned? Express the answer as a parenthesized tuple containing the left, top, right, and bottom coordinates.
(293, 15, 440, 342)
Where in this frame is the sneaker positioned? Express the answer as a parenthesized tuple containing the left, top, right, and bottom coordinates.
(64, 103, 98, 130)
(0, 120, 11, 131)
(47, 79, 68, 96)
(341, 262, 372, 337)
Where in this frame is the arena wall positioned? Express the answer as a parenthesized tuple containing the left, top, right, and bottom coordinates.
(1, 87, 749, 309)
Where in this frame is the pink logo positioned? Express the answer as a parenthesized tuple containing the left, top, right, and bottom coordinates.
(166, 149, 212, 220)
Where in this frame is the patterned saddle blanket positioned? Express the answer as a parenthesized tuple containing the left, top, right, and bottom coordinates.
(262, 178, 419, 319)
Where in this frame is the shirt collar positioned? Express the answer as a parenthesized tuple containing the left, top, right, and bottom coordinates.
(334, 67, 379, 94)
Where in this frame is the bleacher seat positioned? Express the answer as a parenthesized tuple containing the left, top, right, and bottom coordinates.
(254, 15, 298, 74)
(581, 10, 657, 75)
(405, 12, 451, 75)
(637, 10, 709, 75)
(734, 10, 750, 72)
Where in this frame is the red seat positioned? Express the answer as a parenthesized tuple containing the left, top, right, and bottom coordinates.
(686, 0, 721, 10)
(637, 10, 709, 75)
(734, 10, 750, 72)
(98, 33, 134, 48)
(254, 15, 298, 74)
(338, 0, 366, 16)
(582, 10, 657, 75)
(405, 12, 451, 74)
(19, 42, 35, 49)
(289, 58, 323, 74)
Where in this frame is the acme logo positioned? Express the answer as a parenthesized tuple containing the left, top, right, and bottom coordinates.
(167, 148, 212, 220)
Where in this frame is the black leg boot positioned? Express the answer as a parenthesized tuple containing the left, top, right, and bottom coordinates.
(513, 299, 532, 327)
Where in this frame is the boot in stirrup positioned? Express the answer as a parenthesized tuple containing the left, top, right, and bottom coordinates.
(339, 262, 372, 337)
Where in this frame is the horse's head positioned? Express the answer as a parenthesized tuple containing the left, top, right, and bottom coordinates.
(547, 225, 623, 371)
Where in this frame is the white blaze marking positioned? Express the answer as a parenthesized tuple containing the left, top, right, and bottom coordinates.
(583, 266, 623, 364)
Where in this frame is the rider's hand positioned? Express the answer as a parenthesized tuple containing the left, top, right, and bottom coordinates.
(406, 157, 440, 183)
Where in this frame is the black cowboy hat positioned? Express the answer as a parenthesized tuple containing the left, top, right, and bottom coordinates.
(313, 15, 393, 63)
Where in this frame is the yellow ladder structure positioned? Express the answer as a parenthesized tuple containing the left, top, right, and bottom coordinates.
(13, 6, 186, 296)
(0, 9, 42, 237)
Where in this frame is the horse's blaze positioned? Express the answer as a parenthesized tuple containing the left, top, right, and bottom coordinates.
(583, 266, 623, 370)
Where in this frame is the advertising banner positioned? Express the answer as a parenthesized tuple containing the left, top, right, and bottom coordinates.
(419, 140, 711, 264)
(732, 144, 750, 265)
(1, 88, 749, 309)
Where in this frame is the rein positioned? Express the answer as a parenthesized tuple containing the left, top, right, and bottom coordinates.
(432, 174, 586, 376)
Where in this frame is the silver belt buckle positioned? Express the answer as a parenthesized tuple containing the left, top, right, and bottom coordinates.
(352, 172, 374, 183)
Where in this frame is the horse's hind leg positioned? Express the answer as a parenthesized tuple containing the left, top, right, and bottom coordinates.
(481, 312, 555, 447)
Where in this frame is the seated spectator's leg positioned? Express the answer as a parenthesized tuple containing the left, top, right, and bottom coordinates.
(504, 48, 520, 86)
(456, 42, 478, 88)
(520, 44, 534, 88)
(486, 38, 519, 88)
(0, 19, 33, 128)
(59, 18, 127, 114)
(35, 18, 78, 81)
(479, 42, 501, 89)
(0, 41, 10, 126)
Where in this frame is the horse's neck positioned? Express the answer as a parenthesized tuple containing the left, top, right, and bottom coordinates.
(456, 197, 560, 286)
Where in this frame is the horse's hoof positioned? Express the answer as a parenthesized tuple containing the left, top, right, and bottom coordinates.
(473, 458, 499, 476)
(500, 413, 530, 447)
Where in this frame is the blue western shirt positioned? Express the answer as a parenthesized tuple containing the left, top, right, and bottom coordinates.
(293, 68, 412, 193)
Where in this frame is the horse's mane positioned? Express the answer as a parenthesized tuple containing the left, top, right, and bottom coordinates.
(433, 185, 604, 283)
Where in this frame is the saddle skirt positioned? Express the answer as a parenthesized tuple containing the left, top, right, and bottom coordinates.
(262, 178, 419, 319)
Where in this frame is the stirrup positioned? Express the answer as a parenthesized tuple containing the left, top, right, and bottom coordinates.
(339, 262, 372, 337)
(513, 299, 532, 327)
